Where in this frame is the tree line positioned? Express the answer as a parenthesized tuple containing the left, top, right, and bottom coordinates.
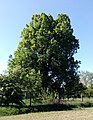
(0, 13, 86, 106)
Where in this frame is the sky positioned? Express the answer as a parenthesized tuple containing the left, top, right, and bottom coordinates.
(0, 0, 93, 74)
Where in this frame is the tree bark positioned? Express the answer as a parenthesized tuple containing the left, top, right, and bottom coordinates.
(81, 93, 83, 102)
(29, 92, 31, 107)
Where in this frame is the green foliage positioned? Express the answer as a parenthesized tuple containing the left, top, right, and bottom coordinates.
(7, 13, 80, 104)
(0, 107, 21, 116)
(0, 107, 31, 116)
(0, 73, 24, 106)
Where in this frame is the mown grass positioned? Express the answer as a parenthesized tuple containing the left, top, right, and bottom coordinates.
(0, 107, 93, 120)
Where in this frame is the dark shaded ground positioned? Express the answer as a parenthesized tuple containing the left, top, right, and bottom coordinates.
(28, 102, 93, 112)
(31, 103, 74, 112)
(0, 102, 93, 116)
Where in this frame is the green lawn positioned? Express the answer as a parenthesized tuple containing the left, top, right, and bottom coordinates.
(0, 107, 93, 120)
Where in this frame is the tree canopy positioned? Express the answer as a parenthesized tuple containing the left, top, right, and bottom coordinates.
(8, 13, 80, 104)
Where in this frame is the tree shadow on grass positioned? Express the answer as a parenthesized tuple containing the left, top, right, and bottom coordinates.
(31, 101, 93, 112)
(1, 102, 93, 115)
(0, 103, 76, 114)
(31, 103, 76, 112)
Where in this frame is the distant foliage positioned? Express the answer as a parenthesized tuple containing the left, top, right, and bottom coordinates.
(80, 71, 93, 97)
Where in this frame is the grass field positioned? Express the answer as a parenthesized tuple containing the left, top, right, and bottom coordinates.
(0, 107, 93, 120)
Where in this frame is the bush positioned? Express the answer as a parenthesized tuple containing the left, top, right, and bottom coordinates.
(0, 107, 19, 116)
(0, 107, 31, 116)
(80, 102, 93, 107)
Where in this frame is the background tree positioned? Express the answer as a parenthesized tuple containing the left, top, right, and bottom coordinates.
(80, 71, 93, 97)
(10, 13, 80, 103)
(80, 71, 93, 87)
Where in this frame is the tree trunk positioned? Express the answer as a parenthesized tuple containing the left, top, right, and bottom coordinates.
(58, 93, 61, 104)
(29, 92, 31, 107)
(81, 93, 83, 102)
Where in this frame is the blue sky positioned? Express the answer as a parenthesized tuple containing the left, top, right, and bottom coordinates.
(0, 0, 93, 73)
